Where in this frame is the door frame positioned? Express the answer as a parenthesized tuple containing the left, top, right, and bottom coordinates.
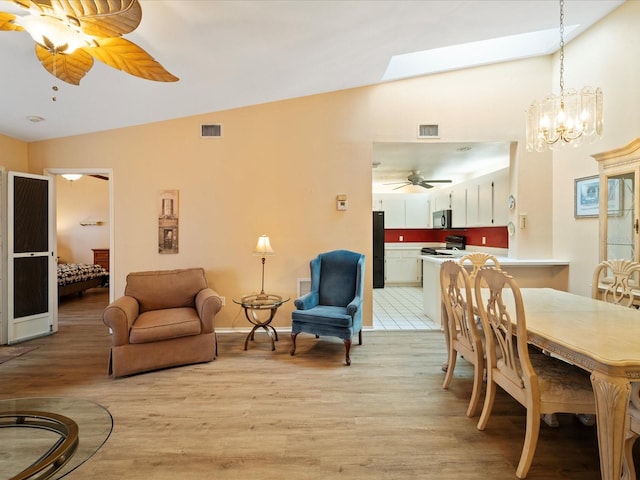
(45, 168, 114, 304)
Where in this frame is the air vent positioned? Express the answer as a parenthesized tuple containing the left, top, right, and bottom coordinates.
(418, 124, 439, 139)
(201, 124, 222, 138)
(297, 278, 311, 297)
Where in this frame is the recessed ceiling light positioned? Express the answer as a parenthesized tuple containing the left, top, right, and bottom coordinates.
(27, 115, 45, 123)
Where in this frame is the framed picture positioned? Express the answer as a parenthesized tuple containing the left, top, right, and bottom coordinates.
(574, 176, 622, 218)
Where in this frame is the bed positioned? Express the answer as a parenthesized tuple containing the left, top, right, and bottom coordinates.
(58, 263, 109, 298)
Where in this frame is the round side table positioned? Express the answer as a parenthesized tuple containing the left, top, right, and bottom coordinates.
(233, 293, 289, 351)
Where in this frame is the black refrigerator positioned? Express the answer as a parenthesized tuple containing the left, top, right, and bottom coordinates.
(373, 211, 385, 288)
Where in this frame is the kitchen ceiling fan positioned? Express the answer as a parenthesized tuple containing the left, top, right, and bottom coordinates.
(0, 0, 178, 85)
(385, 171, 452, 190)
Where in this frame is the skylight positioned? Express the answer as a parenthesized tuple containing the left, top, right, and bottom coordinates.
(382, 25, 579, 81)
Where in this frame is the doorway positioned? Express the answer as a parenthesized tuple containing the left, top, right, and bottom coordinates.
(46, 169, 114, 309)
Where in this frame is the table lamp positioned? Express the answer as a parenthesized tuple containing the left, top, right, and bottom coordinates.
(253, 234, 275, 299)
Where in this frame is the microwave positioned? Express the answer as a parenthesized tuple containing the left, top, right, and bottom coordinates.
(432, 209, 452, 229)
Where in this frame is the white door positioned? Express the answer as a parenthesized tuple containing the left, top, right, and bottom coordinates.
(7, 172, 56, 344)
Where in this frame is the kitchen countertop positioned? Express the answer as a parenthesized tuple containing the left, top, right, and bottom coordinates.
(421, 255, 569, 266)
(384, 243, 435, 250)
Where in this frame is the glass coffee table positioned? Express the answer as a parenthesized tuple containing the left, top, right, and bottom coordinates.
(0, 397, 113, 480)
(233, 293, 289, 351)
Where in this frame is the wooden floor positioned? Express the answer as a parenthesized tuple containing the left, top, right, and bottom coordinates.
(2, 288, 634, 479)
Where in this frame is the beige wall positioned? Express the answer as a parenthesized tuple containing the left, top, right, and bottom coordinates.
(0, 133, 29, 173)
(56, 175, 109, 264)
(552, 1, 640, 296)
(23, 1, 638, 326)
(29, 88, 374, 328)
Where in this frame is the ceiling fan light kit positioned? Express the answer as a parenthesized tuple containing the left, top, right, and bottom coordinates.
(525, 0, 603, 152)
(0, 0, 178, 85)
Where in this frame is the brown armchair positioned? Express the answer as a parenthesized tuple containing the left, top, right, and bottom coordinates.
(103, 268, 222, 378)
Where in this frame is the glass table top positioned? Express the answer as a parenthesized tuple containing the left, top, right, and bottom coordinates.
(0, 397, 113, 480)
(233, 293, 290, 308)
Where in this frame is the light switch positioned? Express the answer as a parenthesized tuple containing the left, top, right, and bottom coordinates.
(519, 213, 527, 229)
(337, 194, 348, 211)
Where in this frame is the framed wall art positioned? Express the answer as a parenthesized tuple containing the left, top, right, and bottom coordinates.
(158, 189, 179, 253)
(574, 176, 622, 218)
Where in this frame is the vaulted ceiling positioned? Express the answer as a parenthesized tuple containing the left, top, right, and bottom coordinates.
(0, 0, 624, 186)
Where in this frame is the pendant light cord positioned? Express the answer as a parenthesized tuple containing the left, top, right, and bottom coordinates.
(559, 0, 565, 96)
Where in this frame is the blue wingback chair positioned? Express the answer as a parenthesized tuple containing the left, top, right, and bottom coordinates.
(290, 250, 365, 365)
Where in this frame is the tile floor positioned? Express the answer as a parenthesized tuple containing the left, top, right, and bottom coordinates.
(372, 286, 441, 331)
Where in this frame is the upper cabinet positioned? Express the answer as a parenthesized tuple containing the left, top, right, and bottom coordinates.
(373, 167, 510, 229)
(434, 167, 510, 228)
(373, 193, 430, 228)
(593, 138, 640, 262)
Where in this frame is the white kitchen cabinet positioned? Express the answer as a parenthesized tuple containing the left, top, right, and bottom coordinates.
(405, 196, 430, 228)
(385, 248, 422, 285)
(492, 168, 510, 226)
(381, 197, 405, 228)
(477, 178, 494, 226)
(373, 194, 429, 228)
(450, 167, 510, 227)
(450, 187, 466, 228)
(431, 191, 450, 213)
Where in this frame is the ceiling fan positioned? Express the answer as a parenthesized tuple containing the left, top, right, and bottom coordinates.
(0, 0, 178, 85)
(385, 171, 452, 190)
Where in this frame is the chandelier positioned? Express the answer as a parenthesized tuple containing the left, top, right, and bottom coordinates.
(525, 0, 603, 152)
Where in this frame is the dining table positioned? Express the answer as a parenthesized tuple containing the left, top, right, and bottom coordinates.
(515, 288, 640, 480)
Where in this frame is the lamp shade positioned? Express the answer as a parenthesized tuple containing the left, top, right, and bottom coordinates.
(253, 235, 275, 256)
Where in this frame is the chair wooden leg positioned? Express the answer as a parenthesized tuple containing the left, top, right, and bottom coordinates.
(344, 339, 352, 366)
(466, 358, 483, 418)
(442, 347, 457, 389)
(516, 405, 541, 479)
(477, 373, 496, 431)
(290, 332, 298, 356)
(358, 330, 362, 345)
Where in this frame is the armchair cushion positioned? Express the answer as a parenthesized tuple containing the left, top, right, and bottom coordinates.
(124, 268, 208, 313)
(129, 307, 202, 344)
(318, 254, 358, 306)
(290, 305, 352, 328)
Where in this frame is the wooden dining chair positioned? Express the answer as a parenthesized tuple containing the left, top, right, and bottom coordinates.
(440, 260, 484, 417)
(458, 252, 501, 285)
(474, 267, 596, 479)
(440, 253, 502, 374)
(592, 259, 640, 307)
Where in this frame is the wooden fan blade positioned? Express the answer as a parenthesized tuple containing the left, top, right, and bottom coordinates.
(11, 1, 49, 13)
(421, 179, 452, 183)
(48, 0, 142, 37)
(0, 12, 22, 31)
(36, 44, 94, 85)
(87, 37, 178, 82)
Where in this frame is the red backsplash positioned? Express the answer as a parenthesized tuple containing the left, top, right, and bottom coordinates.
(384, 226, 508, 248)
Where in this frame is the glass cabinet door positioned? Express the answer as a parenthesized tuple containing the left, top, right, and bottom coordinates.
(594, 137, 640, 264)
(604, 172, 636, 261)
